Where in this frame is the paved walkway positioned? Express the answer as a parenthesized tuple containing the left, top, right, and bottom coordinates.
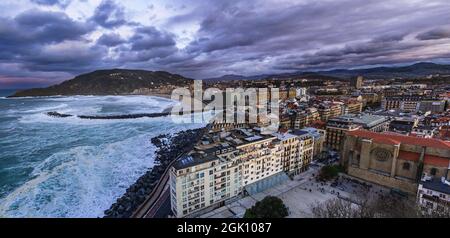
(199, 164, 322, 218)
(198, 163, 387, 218)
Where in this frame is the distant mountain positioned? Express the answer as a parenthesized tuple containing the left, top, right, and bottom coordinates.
(207, 62, 450, 82)
(315, 62, 450, 79)
(10, 62, 450, 97)
(204, 74, 272, 82)
(204, 72, 342, 82)
(9, 69, 194, 97)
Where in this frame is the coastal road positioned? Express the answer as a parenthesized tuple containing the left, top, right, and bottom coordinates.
(143, 185, 171, 218)
(131, 161, 174, 218)
(131, 124, 212, 218)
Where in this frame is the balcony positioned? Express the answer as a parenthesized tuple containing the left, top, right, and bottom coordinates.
(187, 187, 200, 193)
(215, 178, 226, 184)
(214, 172, 226, 179)
(215, 183, 226, 190)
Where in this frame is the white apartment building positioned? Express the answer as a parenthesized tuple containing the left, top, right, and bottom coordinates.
(169, 127, 314, 217)
(417, 176, 450, 215)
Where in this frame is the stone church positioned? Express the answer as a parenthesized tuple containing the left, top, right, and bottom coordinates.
(341, 130, 450, 194)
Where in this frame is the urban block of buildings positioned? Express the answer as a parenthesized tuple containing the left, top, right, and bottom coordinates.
(170, 125, 316, 217)
(167, 75, 450, 217)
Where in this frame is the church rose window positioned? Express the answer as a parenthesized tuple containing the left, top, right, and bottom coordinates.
(371, 148, 392, 162)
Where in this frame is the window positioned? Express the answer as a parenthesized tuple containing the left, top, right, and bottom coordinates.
(430, 168, 437, 176)
(402, 162, 410, 171)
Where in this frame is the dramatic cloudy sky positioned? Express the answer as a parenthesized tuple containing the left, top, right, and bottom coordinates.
(1, 0, 450, 88)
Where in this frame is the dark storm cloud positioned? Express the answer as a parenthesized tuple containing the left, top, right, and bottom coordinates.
(97, 33, 126, 46)
(130, 27, 176, 51)
(185, 1, 369, 54)
(0, 8, 104, 80)
(91, 0, 127, 29)
(14, 9, 94, 44)
(0, 9, 94, 59)
(416, 27, 450, 40)
(30, 0, 72, 8)
(110, 26, 179, 63)
(271, 35, 425, 71)
(173, 0, 450, 77)
(2, 0, 450, 88)
(22, 43, 107, 72)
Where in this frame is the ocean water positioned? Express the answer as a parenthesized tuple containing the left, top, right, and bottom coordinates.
(0, 94, 204, 217)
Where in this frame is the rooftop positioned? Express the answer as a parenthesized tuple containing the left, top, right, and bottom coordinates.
(420, 178, 450, 195)
(173, 152, 221, 170)
(333, 113, 389, 128)
(174, 126, 277, 169)
(347, 129, 450, 150)
(273, 132, 298, 141)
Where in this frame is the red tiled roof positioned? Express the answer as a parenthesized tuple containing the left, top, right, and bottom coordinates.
(424, 155, 450, 167)
(398, 151, 421, 162)
(438, 129, 450, 140)
(347, 130, 450, 150)
(310, 120, 326, 129)
(372, 137, 400, 145)
(434, 117, 450, 123)
(397, 151, 449, 167)
(279, 128, 288, 134)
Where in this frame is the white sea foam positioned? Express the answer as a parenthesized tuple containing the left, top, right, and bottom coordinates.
(16, 95, 177, 125)
(0, 95, 205, 218)
(0, 132, 156, 218)
(19, 103, 69, 113)
(18, 111, 177, 126)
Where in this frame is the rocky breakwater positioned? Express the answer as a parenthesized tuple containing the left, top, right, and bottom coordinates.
(45, 111, 171, 119)
(103, 127, 206, 218)
(47, 111, 73, 118)
(77, 112, 170, 119)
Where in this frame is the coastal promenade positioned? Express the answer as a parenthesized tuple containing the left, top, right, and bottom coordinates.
(131, 153, 180, 218)
(131, 123, 212, 218)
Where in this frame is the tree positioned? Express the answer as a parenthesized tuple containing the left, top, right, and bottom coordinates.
(244, 196, 289, 218)
(310, 198, 360, 218)
(317, 165, 344, 181)
(309, 193, 450, 218)
(421, 205, 450, 218)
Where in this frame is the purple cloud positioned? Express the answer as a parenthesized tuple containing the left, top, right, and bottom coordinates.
(1, 0, 450, 88)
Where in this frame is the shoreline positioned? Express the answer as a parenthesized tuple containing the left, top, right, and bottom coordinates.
(104, 127, 206, 218)
(6, 92, 174, 99)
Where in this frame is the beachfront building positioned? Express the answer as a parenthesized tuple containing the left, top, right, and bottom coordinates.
(273, 130, 314, 176)
(169, 126, 314, 217)
(235, 130, 282, 187)
(297, 132, 315, 170)
(169, 144, 242, 218)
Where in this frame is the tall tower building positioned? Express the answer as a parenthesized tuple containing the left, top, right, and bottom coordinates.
(351, 76, 363, 89)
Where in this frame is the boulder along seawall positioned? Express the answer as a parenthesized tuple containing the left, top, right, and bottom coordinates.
(103, 127, 207, 218)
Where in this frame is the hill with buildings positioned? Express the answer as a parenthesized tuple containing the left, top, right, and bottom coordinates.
(9, 69, 194, 97)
